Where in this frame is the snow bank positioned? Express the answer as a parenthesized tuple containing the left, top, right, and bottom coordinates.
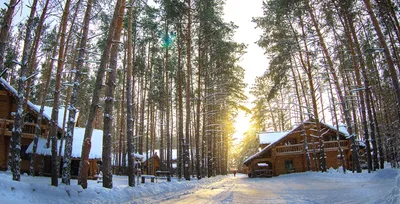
(0, 171, 225, 204)
(380, 171, 400, 204)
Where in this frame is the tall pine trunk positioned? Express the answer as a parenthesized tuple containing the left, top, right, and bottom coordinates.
(24, 0, 50, 106)
(340, 14, 372, 172)
(177, 24, 184, 179)
(298, 14, 321, 171)
(62, 0, 93, 185)
(30, 54, 52, 176)
(195, 23, 202, 179)
(28, 0, 50, 176)
(345, 9, 379, 170)
(289, 55, 311, 171)
(11, 0, 38, 181)
(363, 0, 400, 122)
(102, 0, 126, 188)
(184, 0, 192, 181)
(49, 0, 72, 186)
(78, 0, 124, 188)
(164, 23, 170, 172)
(126, 0, 136, 187)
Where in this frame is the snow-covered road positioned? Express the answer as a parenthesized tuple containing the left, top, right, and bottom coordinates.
(139, 175, 285, 203)
(1, 168, 398, 204)
(135, 169, 398, 204)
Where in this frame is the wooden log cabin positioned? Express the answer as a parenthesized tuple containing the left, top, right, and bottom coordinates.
(141, 149, 178, 176)
(142, 153, 161, 175)
(0, 78, 60, 173)
(0, 78, 101, 178)
(244, 121, 352, 178)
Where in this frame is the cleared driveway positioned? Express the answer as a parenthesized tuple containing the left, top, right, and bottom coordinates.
(135, 169, 397, 204)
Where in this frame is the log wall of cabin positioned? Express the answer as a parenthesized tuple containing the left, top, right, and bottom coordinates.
(0, 136, 9, 170)
(0, 90, 11, 119)
(0, 89, 11, 170)
(274, 154, 304, 176)
(143, 156, 161, 175)
(325, 149, 350, 170)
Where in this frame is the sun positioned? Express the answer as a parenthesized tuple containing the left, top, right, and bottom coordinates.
(233, 111, 251, 143)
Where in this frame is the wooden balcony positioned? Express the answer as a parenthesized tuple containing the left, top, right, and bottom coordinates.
(0, 118, 47, 139)
(275, 144, 303, 155)
(275, 140, 349, 156)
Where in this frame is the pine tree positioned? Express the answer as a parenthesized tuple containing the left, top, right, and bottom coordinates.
(126, 0, 136, 187)
(48, 0, 72, 186)
(102, 0, 126, 188)
(11, 0, 38, 181)
(78, 0, 125, 189)
(183, 0, 192, 181)
(62, 0, 93, 185)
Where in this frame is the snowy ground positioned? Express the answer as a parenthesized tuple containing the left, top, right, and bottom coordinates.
(0, 168, 399, 204)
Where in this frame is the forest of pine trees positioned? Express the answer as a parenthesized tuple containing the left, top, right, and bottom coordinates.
(234, 0, 400, 174)
(0, 0, 246, 188)
(3, 0, 400, 190)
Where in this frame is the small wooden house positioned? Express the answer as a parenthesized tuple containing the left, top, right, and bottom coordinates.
(143, 153, 161, 175)
(244, 121, 352, 177)
(141, 149, 178, 175)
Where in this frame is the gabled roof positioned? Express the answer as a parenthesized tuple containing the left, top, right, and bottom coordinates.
(244, 121, 349, 165)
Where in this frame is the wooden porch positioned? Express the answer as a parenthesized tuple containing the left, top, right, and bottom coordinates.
(0, 118, 48, 139)
(0, 118, 48, 171)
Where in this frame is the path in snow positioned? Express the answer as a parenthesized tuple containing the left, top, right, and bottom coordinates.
(0, 168, 397, 203)
(145, 175, 285, 204)
(135, 169, 396, 204)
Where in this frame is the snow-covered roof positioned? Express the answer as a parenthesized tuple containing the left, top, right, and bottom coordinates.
(322, 123, 349, 137)
(259, 131, 290, 145)
(26, 127, 103, 159)
(32, 105, 79, 130)
(244, 121, 351, 165)
(0, 78, 78, 130)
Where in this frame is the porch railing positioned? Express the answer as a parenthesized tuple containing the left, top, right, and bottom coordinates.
(275, 140, 349, 155)
(0, 118, 47, 138)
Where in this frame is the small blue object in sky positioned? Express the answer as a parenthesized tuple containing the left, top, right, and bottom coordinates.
(162, 32, 176, 48)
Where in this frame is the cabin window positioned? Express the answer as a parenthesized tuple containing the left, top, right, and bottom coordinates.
(285, 160, 293, 170)
(323, 135, 335, 141)
(24, 113, 36, 123)
(285, 139, 297, 145)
